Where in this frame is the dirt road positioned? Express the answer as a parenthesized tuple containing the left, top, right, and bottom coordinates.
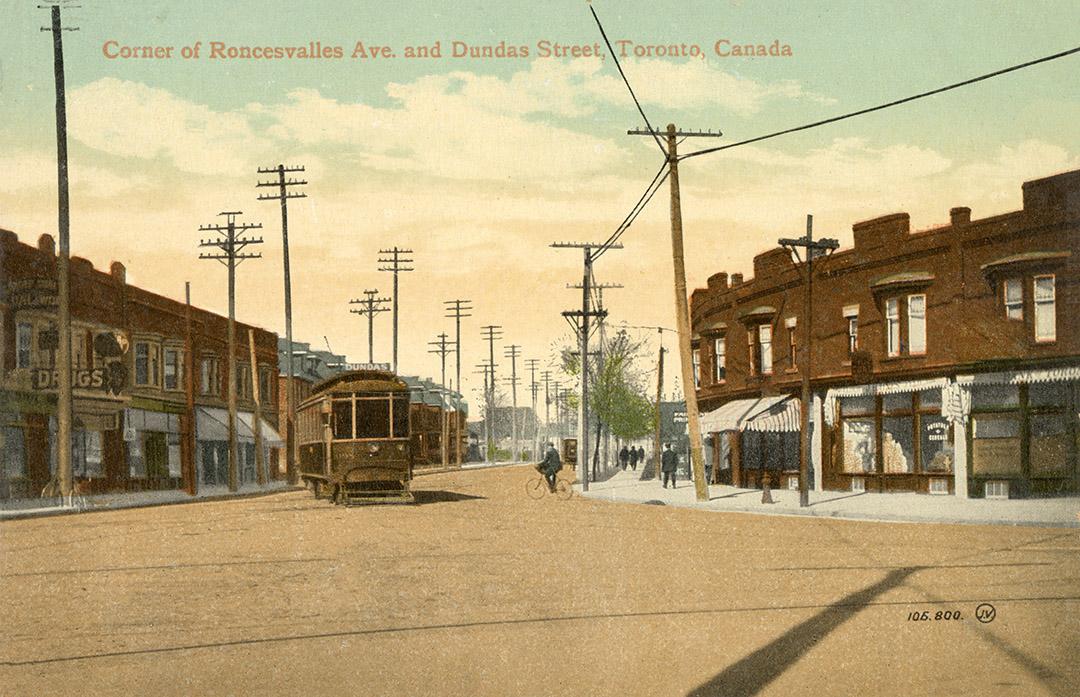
(2, 465, 1078, 696)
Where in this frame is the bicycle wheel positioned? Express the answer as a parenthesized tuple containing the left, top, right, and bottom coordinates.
(525, 477, 547, 500)
(555, 479, 573, 501)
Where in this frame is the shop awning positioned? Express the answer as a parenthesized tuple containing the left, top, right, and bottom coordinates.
(700, 396, 800, 433)
(197, 407, 284, 446)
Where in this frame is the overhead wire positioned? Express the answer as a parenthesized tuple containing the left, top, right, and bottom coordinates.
(679, 45, 1080, 162)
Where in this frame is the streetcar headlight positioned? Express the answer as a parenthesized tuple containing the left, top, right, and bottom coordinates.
(368, 444, 380, 454)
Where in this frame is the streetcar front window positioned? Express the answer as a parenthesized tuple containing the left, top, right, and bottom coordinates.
(392, 397, 410, 438)
(331, 400, 353, 439)
(356, 399, 391, 439)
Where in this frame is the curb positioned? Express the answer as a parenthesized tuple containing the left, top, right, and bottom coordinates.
(0, 485, 304, 522)
(581, 490, 1080, 529)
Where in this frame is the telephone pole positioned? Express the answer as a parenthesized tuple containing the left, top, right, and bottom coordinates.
(198, 212, 263, 492)
(256, 162, 306, 484)
(428, 332, 455, 389)
(41, 2, 78, 501)
(525, 358, 541, 459)
(552, 380, 562, 441)
(629, 124, 722, 502)
(444, 299, 472, 405)
(551, 242, 620, 492)
(569, 281, 622, 472)
(474, 360, 494, 461)
(480, 325, 503, 458)
(378, 247, 414, 373)
(779, 215, 839, 507)
(540, 370, 553, 448)
(504, 344, 521, 462)
(349, 290, 390, 363)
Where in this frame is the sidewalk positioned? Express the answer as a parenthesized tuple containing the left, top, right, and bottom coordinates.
(581, 468, 1080, 528)
(0, 480, 298, 521)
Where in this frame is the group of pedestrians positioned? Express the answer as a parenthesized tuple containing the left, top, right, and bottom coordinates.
(618, 444, 645, 472)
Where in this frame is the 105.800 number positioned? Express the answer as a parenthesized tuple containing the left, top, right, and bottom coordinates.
(908, 610, 962, 621)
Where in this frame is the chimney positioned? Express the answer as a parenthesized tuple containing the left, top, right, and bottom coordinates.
(730, 273, 744, 287)
(110, 261, 127, 284)
(949, 207, 971, 226)
(38, 233, 56, 257)
(707, 272, 728, 292)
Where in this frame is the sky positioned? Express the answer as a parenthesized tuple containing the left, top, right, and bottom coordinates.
(2, 0, 1079, 406)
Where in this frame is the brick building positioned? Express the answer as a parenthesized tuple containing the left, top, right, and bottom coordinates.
(0, 230, 282, 501)
(690, 169, 1079, 499)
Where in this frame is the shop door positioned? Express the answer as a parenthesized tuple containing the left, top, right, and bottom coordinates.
(144, 432, 168, 480)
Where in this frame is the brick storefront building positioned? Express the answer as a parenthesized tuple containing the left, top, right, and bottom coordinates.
(0, 230, 282, 501)
(690, 169, 1079, 499)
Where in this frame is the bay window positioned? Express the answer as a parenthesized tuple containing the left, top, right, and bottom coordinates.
(1003, 278, 1023, 320)
(1033, 275, 1055, 342)
(713, 337, 726, 383)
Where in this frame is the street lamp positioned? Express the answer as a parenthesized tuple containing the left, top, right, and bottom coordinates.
(779, 214, 839, 507)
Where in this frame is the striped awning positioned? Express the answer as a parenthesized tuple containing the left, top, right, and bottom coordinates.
(700, 396, 801, 433)
(197, 407, 284, 446)
(957, 366, 1080, 385)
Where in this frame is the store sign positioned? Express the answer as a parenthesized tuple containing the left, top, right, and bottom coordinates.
(8, 278, 59, 310)
(32, 368, 107, 390)
(348, 362, 392, 371)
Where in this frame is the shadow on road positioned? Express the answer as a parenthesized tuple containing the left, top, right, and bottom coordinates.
(687, 566, 919, 697)
(410, 490, 487, 505)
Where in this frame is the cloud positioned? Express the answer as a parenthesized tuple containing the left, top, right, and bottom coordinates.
(69, 78, 273, 177)
(0, 151, 143, 197)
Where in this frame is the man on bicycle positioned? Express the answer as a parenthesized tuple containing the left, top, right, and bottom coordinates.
(538, 442, 562, 492)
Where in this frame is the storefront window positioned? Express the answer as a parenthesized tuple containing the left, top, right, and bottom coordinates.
(840, 396, 875, 416)
(128, 435, 146, 478)
(168, 433, 182, 477)
(971, 413, 1022, 476)
(842, 418, 876, 473)
(2, 426, 27, 478)
(881, 417, 914, 473)
(918, 389, 942, 411)
(971, 385, 1019, 409)
(1028, 382, 1069, 407)
(16, 323, 33, 368)
(920, 416, 953, 472)
(1030, 413, 1069, 476)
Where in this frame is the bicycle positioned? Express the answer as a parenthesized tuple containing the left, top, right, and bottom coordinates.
(525, 469, 573, 500)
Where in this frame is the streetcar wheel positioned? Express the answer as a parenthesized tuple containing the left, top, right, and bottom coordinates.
(525, 477, 546, 500)
(555, 479, 573, 501)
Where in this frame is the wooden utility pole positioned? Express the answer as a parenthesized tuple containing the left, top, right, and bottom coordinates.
(184, 282, 197, 495)
(474, 360, 494, 461)
(504, 344, 521, 462)
(540, 369, 553, 450)
(43, 3, 76, 501)
(198, 212, 263, 492)
(569, 281, 622, 472)
(652, 337, 665, 482)
(256, 163, 306, 485)
(444, 299, 473, 408)
(480, 326, 502, 459)
(350, 290, 390, 363)
(378, 247, 414, 373)
(628, 125, 721, 502)
(525, 359, 540, 460)
(428, 332, 455, 390)
(248, 329, 265, 486)
(551, 242, 620, 492)
(779, 215, 839, 507)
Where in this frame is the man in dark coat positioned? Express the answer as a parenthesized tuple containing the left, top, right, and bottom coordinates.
(629, 446, 639, 471)
(539, 442, 562, 492)
(619, 445, 630, 471)
(661, 443, 678, 489)
(637, 446, 645, 469)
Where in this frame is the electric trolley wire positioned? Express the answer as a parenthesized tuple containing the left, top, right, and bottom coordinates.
(679, 45, 1080, 162)
(594, 162, 670, 260)
(589, 4, 667, 158)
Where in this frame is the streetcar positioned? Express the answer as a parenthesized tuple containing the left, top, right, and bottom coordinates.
(296, 368, 413, 504)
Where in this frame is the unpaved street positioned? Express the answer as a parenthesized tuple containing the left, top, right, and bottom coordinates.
(2, 465, 1078, 696)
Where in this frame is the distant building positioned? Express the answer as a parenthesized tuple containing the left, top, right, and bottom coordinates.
(690, 169, 1080, 499)
(1, 230, 281, 502)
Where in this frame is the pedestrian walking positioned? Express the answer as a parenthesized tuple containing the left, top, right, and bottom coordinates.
(661, 443, 677, 489)
(637, 446, 645, 468)
(619, 445, 630, 471)
(629, 446, 639, 471)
